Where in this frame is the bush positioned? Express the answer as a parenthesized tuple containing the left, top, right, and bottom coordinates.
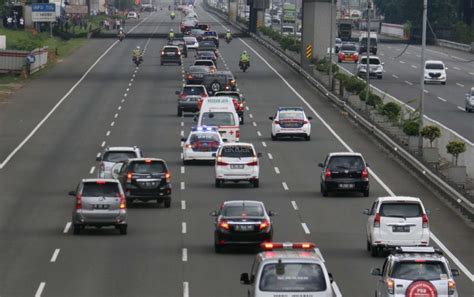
(420, 125, 441, 148)
(334, 72, 350, 84)
(381, 102, 401, 122)
(402, 120, 420, 136)
(359, 88, 369, 101)
(367, 93, 383, 108)
(345, 76, 366, 94)
(446, 140, 467, 166)
(280, 36, 294, 50)
(453, 21, 474, 44)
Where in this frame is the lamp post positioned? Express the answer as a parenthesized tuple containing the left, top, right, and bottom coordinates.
(418, 0, 427, 155)
(328, 0, 334, 90)
(364, 1, 371, 108)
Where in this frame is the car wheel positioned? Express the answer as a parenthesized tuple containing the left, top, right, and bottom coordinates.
(118, 225, 127, 235)
(183, 159, 189, 165)
(371, 245, 379, 257)
(211, 81, 221, 93)
(366, 240, 371, 251)
(177, 108, 183, 117)
(271, 133, 277, 141)
(321, 183, 328, 197)
(164, 197, 171, 208)
(305, 134, 311, 141)
(240, 116, 244, 125)
(73, 224, 81, 235)
(253, 179, 259, 188)
(215, 178, 221, 188)
(441, 81, 446, 85)
(363, 189, 370, 197)
(214, 242, 224, 253)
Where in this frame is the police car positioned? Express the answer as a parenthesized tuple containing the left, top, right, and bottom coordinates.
(269, 107, 312, 141)
(240, 242, 335, 297)
(370, 247, 459, 297)
(181, 126, 223, 164)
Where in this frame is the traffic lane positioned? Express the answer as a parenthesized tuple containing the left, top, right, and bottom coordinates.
(217, 37, 474, 291)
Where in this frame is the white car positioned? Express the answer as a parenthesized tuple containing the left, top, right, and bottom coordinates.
(127, 11, 138, 19)
(466, 87, 474, 112)
(183, 36, 199, 50)
(96, 146, 143, 179)
(357, 55, 384, 79)
(269, 107, 312, 141)
(364, 196, 430, 257)
(424, 60, 447, 85)
(182, 126, 223, 164)
(215, 143, 260, 188)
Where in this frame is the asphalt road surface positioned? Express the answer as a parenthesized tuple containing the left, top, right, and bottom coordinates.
(0, 5, 472, 297)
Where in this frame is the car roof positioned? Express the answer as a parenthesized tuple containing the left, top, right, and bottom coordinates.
(127, 157, 165, 163)
(221, 142, 254, 147)
(425, 60, 444, 64)
(223, 200, 264, 206)
(327, 152, 363, 157)
(183, 84, 205, 88)
(195, 59, 214, 64)
(105, 146, 138, 152)
(278, 106, 304, 111)
(359, 55, 380, 59)
(376, 196, 422, 203)
(81, 178, 119, 183)
(163, 45, 179, 49)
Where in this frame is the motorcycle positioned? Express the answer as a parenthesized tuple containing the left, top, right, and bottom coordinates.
(225, 36, 232, 44)
(170, 14, 175, 20)
(118, 31, 125, 41)
(239, 61, 249, 72)
(132, 55, 143, 66)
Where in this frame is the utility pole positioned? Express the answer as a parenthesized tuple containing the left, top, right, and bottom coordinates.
(328, 0, 334, 90)
(418, 0, 427, 154)
(365, 0, 371, 108)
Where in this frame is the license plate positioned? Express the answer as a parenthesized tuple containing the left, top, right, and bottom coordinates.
(338, 183, 355, 189)
(93, 204, 109, 209)
(230, 164, 244, 169)
(392, 226, 410, 232)
(345, 57, 352, 60)
(235, 225, 254, 231)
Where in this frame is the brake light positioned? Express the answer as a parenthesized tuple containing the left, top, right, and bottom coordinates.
(197, 98, 203, 109)
(75, 194, 82, 209)
(127, 172, 133, 183)
(96, 180, 106, 184)
(236, 130, 240, 139)
(165, 172, 171, 182)
(422, 213, 429, 228)
(325, 168, 331, 178)
(303, 120, 308, 124)
(386, 278, 394, 294)
(217, 160, 228, 166)
(374, 213, 381, 228)
(177, 51, 181, 55)
(185, 144, 192, 149)
(261, 242, 315, 250)
(448, 280, 456, 295)
(247, 157, 258, 166)
(218, 220, 229, 230)
(274, 120, 280, 125)
(415, 259, 426, 263)
(145, 159, 152, 163)
(259, 219, 270, 230)
(361, 168, 369, 178)
(119, 193, 126, 209)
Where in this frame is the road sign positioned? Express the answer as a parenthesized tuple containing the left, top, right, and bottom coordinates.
(305, 44, 312, 59)
(26, 54, 36, 64)
(32, 3, 56, 22)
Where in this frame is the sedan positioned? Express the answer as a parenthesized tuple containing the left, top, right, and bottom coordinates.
(337, 43, 358, 63)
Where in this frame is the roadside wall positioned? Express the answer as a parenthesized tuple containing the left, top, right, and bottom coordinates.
(29, 47, 49, 74)
(381, 23, 404, 38)
(0, 47, 49, 74)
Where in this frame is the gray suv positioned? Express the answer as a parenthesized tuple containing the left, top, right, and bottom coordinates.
(69, 179, 127, 235)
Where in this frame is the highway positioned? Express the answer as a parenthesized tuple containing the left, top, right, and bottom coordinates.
(0, 4, 472, 296)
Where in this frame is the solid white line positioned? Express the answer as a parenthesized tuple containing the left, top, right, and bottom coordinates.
(437, 96, 447, 102)
(257, 131, 262, 137)
(50, 249, 60, 263)
(114, 113, 118, 118)
(182, 222, 187, 234)
(410, 65, 417, 69)
(282, 182, 289, 190)
(181, 200, 186, 210)
(182, 248, 188, 262)
(35, 282, 46, 297)
(274, 167, 280, 174)
(404, 80, 413, 86)
(392, 74, 399, 79)
(181, 181, 185, 190)
(249, 114, 253, 118)
(101, 141, 106, 147)
(457, 106, 465, 111)
(0, 40, 121, 169)
(332, 281, 343, 297)
(456, 83, 464, 88)
(252, 121, 257, 127)
(106, 131, 111, 136)
(63, 222, 71, 233)
(181, 166, 185, 174)
(267, 153, 273, 159)
(110, 121, 115, 127)
(291, 200, 298, 210)
(262, 141, 267, 147)
(183, 282, 189, 297)
(89, 166, 95, 174)
(301, 223, 310, 234)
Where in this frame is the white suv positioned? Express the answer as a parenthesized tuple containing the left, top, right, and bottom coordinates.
(96, 146, 143, 179)
(424, 60, 447, 85)
(364, 196, 430, 257)
(269, 107, 312, 141)
(357, 55, 384, 79)
(214, 143, 260, 188)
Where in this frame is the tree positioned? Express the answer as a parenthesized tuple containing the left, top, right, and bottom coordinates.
(446, 140, 466, 166)
(420, 125, 441, 147)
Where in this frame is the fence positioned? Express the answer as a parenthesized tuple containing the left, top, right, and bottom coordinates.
(0, 47, 48, 74)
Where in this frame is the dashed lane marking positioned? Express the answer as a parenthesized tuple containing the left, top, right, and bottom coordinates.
(101, 141, 106, 147)
(50, 249, 60, 263)
(181, 200, 186, 210)
(249, 114, 253, 118)
(252, 121, 257, 127)
(410, 65, 417, 69)
(404, 80, 413, 86)
(262, 141, 267, 147)
(181, 181, 185, 190)
(35, 282, 46, 297)
(282, 182, 289, 190)
(456, 83, 464, 88)
(110, 121, 115, 127)
(257, 131, 262, 137)
(245, 106, 249, 111)
(63, 222, 71, 234)
(301, 223, 310, 234)
(183, 282, 189, 297)
(118, 106, 122, 110)
(89, 166, 95, 174)
(114, 113, 119, 118)
(291, 201, 298, 210)
(274, 167, 280, 174)
(181, 166, 185, 174)
(106, 131, 111, 136)
(457, 106, 465, 111)
(182, 222, 187, 234)
(267, 153, 273, 159)
(437, 97, 447, 102)
(182, 248, 188, 262)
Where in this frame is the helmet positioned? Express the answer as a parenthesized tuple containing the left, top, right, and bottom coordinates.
(170, 29, 174, 32)
(243, 50, 247, 54)
(136, 46, 141, 49)
(227, 29, 230, 32)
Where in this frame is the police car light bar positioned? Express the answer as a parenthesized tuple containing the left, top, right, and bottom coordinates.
(394, 247, 442, 254)
(191, 126, 217, 132)
(261, 242, 315, 251)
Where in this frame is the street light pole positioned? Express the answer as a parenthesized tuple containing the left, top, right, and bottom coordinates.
(365, 1, 371, 107)
(418, 0, 427, 154)
(328, 0, 334, 90)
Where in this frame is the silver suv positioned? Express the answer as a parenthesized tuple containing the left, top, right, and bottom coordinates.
(465, 87, 474, 112)
(370, 247, 459, 297)
(96, 146, 143, 179)
(69, 179, 128, 235)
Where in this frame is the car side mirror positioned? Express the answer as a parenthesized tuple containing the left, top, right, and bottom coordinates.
(257, 152, 262, 157)
(193, 116, 197, 122)
(318, 163, 324, 168)
(268, 210, 277, 216)
(307, 116, 312, 120)
(240, 273, 251, 285)
(370, 268, 382, 276)
(366, 162, 370, 167)
(363, 209, 370, 215)
(268, 116, 274, 120)
(381, 62, 385, 65)
(209, 210, 218, 216)
(68, 190, 77, 196)
(212, 153, 217, 157)
(181, 137, 187, 142)
(328, 272, 334, 283)
(425, 209, 431, 216)
(175, 90, 180, 95)
(96, 156, 101, 161)
(451, 268, 460, 277)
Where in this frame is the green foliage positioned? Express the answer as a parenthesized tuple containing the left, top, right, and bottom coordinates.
(280, 36, 294, 50)
(453, 21, 474, 44)
(367, 93, 383, 107)
(334, 72, 350, 84)
(420, 125, 441, 147)
(402, 120, 420, 136)
(381, 102, 401, 122)
(345, 76, 366, 94)
(446, 140, 467, 166)
(259, 27, 300, 53)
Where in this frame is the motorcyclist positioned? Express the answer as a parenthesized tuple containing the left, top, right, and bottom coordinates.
(239, 50, 250, 67)
(225, 29, 232, 41)
(132, 46, 143, 61)
(168, 28, 175, 40)
(118, 28, 125, 40)
(170, 11, 176, 19)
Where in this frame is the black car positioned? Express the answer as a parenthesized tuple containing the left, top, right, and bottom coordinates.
(167, 38, 188, 57)
(210, 200, 275, 253)
(117, 158, 172, 207)
(160, 46, 181, 65)
(202, 71, 236, 94)
(185, 65, 211, 84)
(198, 40, 218, 56)
(319, 152, 369, 197)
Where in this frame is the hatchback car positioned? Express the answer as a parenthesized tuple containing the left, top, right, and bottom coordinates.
(211, 200, 275, 252)
(424, 60, 447, 85)
(127, 11, 138, 18)
(215, 143, 261, 188)
(338, 43, 358, 63)
(183, 36, 199, 49)
(176, 84, 208, 116)
(466, 87, 474, 112)
(167, 38, 188, 57)
(96, 146, 143, 179)
(213, 91, 245, 124)
(269, 107, 312, 140)
(319, 152, 369, 197)
(370, 247, 459, 297)
(69, 179, 127, 235)
(160, 46, 181, 65)
(202, 71, 236, 94)
(198, 40, 218, 56)
(116, 158, 172, 207)
(193, 59, 216, 72)
(357, 55, 384, 79)
(364, 196, 430, 257)
(182, 126, 223, 164)
(185, 65, 211, 85)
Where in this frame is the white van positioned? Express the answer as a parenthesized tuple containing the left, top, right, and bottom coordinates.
(197, 97, 240, 142)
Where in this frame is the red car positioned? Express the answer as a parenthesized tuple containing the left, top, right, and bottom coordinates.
(338, 43, 358, 63)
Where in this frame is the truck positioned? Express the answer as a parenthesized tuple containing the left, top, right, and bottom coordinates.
(337, 18, 352, 41)
(282, 3, 296, 23)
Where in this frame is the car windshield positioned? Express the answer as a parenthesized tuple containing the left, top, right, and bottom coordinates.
(204, 31, 217, 36)
(131, 161, 165, 174)
(379, 202, 422, 218)
(327, 156, 364, 170)
(201, 112, 235, 126)
(282, 27, 294, 33)
(279, 112, 304, 120)
(221, 145, 254, 158)
(259, 263, 327, 292)
(391, 261, 448, 281)
(426, 63, 444, 70)
(82, 182, 120, 197)
(341, 45, 357, 51)
(184, 86, 205, 95)
(195, 61, 213, 67)
(222, 204, 264, 217)
(189, 133, 220, 143)
(361, 38, 377, 44)
(189, 66, 209, 73)
(360, 58, 380, 65)
(103, 151, 137, 162)
(164, 47, 178, 52)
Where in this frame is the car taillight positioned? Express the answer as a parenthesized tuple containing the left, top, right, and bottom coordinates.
(448, 280, 456, 295)
(119, 193, 126, 209)
(127, 172, 133, 183)
(374, 213, 381, 228)
(185, 143, 192, 149)
(325, 168, 331, 178)
(247, 157, 258, 166)
(303, 120, 308, 124)
(274, 120, 280, 125)
(177, 51, 181, 55)
(361, 168, 369, 178)
(259, 219, 270, 230)
(165, 172, 171, 182)
(187, 74, 192, 80)
(386, 278, 394, 294)
(161, 51, 165, 55)
(236, 130, 240, 139)
(218, 220, 229, 230)
(216, 157, 228, 166)
(179, 94, 186, 100)
(422, 213, 429, 228)
(75, 194, 82, 209)
(197, 98, 203, 109)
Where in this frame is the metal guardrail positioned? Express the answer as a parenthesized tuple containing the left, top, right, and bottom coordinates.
(205, 6, 474, 219)
(435, 39, 472, 53)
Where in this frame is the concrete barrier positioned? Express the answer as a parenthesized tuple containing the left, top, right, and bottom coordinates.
(435, 39, 472, 52)
(0, 47, 48, 74)
(29, 47, 49, 74)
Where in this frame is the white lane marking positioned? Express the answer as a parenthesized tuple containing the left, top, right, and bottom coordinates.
(182, 222, 187, 234)
(50, 249, 60, 262)
(469, 72, 474, 76)
(110, 121, 115, 127)
(96, 152, 101, 158)
(291, 200, 298, 210)
(252, 121, 257, 127)
(0, 39, 121, 169)
(410, 65, 417, 69)
(404, 80, 413, 86)
(181, 166, 185, 174)
(132, 74, 136, 77)
(282, 182, 289, 190)
(124, 93, 127, 97)
(180, 130, 184, 137)
(392, 74, 399, 79)
(301, 223, 310, 234)
(453, 66, 461, 71)
(456, 83, 464, 88)
(35, 282, 46, 297)
(181, 121, 184, 127)
(245, 106, 249, 111)
(239, 38, 474, 278)
(128, 83, 132, 87)
(457, 106, 465, 111)
(262, 141, 267, 147)
(89, 166, 95, 174)
(121, 99, 125, 103)
(332, 281, 343, 297)
(399, 60, 405, 64)
(268, 153, 273, 159)
(452, 56, 467, 62)
(274, 167, 280, 174)
(257, 131, 262, 137)
(126, 88, 130, 92)
(182, 248, 188, 262)
(416, 54, 421, 58)
(406, 51, 411, 55)
(101, 141, 106, 147)
(249, 114, 253, 118)
(181, 200, 186, 210)
(183, 282, 189, 297)
(180, 181, 185, 190)
(114, 113, 118, 119)
(63, 222, 71, 234)
(437, 96, 447, 102)
(106, 131, 111, 136)
(423, 90, 429, 94)
(118, 106, 122, 110)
